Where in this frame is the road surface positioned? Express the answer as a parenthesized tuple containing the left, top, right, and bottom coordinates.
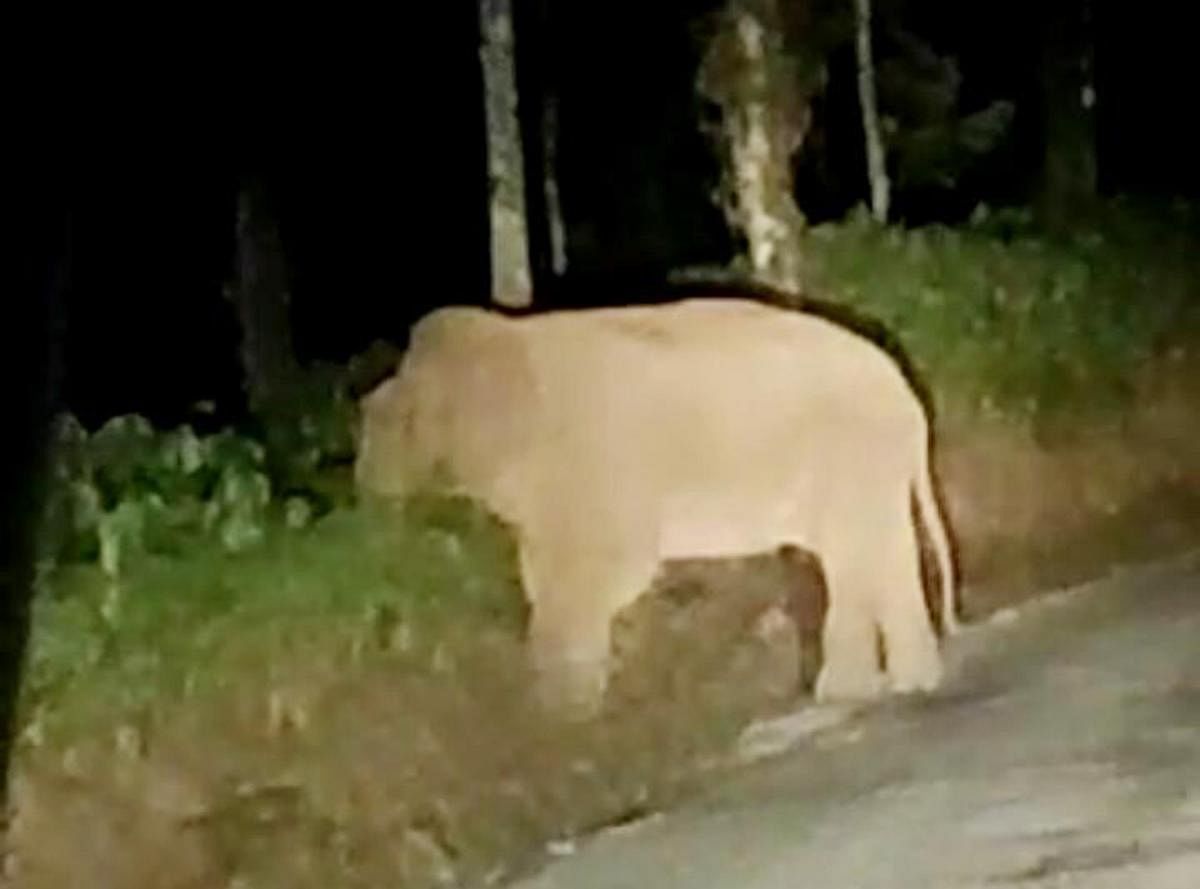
(511, 551, 1200, 888)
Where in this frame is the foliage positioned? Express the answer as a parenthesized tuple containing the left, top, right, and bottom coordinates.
(24, 327, 521, 744)
(252, 342, 401, 507)
(39, 415, 279, 577)
(22, 500, 525, 745)
(36, 337, 403, 580)
(802, 201, 1200, 424)
(255, 367, 355, 494)
(875, 25, 1015, 196)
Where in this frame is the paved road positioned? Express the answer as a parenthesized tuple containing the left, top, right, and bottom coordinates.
(511, 552, 1200, 888)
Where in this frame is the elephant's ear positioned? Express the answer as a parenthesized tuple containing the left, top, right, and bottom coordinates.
(409, 307, 540, 473)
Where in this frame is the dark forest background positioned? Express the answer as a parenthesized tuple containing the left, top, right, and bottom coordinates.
(41, 0, 1199, 429)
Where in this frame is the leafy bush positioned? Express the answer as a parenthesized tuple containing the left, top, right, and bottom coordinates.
(803, 202, 1200, 423)
(39, 414, 280, 577)
(37, 337, 404, 582)
(249, 345, 402, 515)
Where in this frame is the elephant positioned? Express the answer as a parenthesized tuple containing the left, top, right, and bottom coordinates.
(355, 296, 958, 716)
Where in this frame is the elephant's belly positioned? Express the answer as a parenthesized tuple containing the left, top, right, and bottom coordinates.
(656, 490, 812, 559)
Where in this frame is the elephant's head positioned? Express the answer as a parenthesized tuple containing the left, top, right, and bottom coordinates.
(354, 307, 539, 503)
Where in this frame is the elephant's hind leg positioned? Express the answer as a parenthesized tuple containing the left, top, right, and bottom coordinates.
(814, 542, 888, 702)
(876, 514, 942, 695)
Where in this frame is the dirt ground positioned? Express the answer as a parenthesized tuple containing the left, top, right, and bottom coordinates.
(6, 358, 1199, 889)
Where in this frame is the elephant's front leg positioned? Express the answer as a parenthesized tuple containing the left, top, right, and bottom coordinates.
(520, 533, 659, 719)
(527, 600, 614, 719)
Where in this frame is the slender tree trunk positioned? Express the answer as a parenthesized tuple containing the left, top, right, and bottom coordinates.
(853, 0, 890, 223)
(1037, 0, 1097, 227)
(733, 10, 804, 292)
(227, 182, 303, 476)
(229, 183, 301, 414)
(479, 0, 533, 309)
(541, 89, 568, 278)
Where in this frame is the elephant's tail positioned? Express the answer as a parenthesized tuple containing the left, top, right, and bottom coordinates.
(914, 445, 960, 636)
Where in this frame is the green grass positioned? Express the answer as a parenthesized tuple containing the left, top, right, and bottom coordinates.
(20, 497, 525, 747)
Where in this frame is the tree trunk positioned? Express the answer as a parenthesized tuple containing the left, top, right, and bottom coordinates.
(226, 182, 308, 488)
(541, 88, 568, 278)
(698, 0, 809, 293)
(479, 0, 533, 309)
(228, 181, 301, 422)
(853, 0, 890, 223)
(1037, 0, 1097, 228)
(522, 0, 568, 291)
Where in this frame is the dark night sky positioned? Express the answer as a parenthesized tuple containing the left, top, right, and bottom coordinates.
(43, 0, 1200, 428)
